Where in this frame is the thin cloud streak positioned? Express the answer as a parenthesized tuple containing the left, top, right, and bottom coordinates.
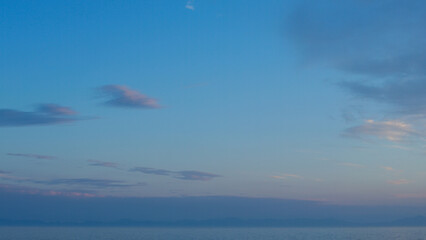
(87, 160, 120, 169)
(130, 167, 220, 181)
(7, 153, 57, 160)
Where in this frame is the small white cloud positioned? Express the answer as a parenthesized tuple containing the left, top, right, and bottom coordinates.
(185, 0, 195, 10)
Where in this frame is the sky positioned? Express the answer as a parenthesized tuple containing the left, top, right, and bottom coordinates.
(2, 0, 426, 222)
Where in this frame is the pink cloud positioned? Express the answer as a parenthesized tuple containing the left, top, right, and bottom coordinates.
(99, 85, 162, 109)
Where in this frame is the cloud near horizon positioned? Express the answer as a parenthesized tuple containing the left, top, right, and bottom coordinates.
(32, 178, 141, 188)
(130, 167, 220, 181)
(0, 104, 81, 127)
(99, 85, 162, 109)
(0, 184, 98, 198)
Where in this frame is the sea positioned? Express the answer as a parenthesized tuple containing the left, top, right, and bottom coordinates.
(1, 227, 426, 240)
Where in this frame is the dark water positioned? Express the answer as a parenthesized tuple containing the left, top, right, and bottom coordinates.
(1, 227, 426, 240)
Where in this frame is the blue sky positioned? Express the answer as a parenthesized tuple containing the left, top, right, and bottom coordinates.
(2, 0, 426, 213)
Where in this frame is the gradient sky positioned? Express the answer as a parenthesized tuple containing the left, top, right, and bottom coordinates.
(2, 0, 426, 211)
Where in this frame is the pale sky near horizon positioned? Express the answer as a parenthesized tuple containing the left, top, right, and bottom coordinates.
(2, 0, 426, 206)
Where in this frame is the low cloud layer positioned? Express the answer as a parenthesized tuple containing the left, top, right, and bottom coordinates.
(0, 171, 139, 189)
(7, 153, 57, 160)
(99, 85, 161, 109)
(130, 167, 220, 181)
(0, 104, 80, 127)
(0, 184, 97, 198)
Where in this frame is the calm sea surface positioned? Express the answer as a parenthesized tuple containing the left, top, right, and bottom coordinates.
(1, 227, 426, 240)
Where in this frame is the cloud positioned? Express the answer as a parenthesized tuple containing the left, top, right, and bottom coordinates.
(0, 104, 81, 127)
(185, 0, 195, 10)
(87, 160, 119, 169)
(271, 174, 303, 180)
(342, 120, 418, 141)
(130, 167, 220, 181)
(99, 85, 161, 109)
(388, 179, 410, 185)
(287, 1, 426, 116)
(7, 153, 57, 160)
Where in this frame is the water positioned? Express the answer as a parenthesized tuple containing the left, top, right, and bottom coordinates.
(1, 227, 426, 240)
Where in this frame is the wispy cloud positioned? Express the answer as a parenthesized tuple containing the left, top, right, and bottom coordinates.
(0, 104, 81, 127)
(7, 153, 57, 160)
(185, 0, 195, 10)
(87, 160, 119, 169)
(98, 85, 161, 109)
(37, 104, 77, 115)
(381, 166, 396, 172)
(0, 172, 28, 181)
(388, 179, 410, 185)
(130, 167, 220, 181)
(342, 120, 418, 142)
